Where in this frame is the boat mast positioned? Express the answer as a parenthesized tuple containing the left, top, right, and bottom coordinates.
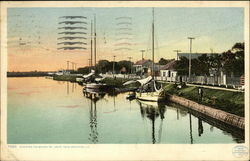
(94, 14, 97, 71)
(152, 8, 155, 80)
(90, 20, 93, 67)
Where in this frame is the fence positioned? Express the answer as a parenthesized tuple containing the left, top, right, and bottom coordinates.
(156, 75, 242, 87)
(103, 73, 243, 88)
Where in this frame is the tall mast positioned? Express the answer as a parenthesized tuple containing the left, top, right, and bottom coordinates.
(90, 20, 93, 67)
(152, 8, 155, 79)
(94, 14, 97, 70)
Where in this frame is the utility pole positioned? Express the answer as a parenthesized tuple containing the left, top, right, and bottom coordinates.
(67, 61, 69, 71)
(140, 50, 145, 78)
(113, 55, 116, 77)
(140, 50, 145, 60)
(74, 63, 77, 70)
(188, 37, 195, 82)
(128, 56, 132, 74)
(173, 49, 181, 60)
(88, 59, 91, 72)
(71, 62, 74, 71)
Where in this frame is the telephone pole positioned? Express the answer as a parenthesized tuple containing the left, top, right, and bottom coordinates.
(140, 50, 145, 60)
(188, 37, 195, 82)
(128, 56, 132, 74)
(67, 61, 69, 71)
(113, 55, 116, 77)
(71, 62, 74, 70)
(173, 49, 181, 60)
(88, 59, 91, 72)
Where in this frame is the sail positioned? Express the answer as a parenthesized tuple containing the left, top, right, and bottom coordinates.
(123, 80, 137, 86)
(123, 76, 153, 86)
(137, 76, 152, 86)
(83, 70, 95, 78)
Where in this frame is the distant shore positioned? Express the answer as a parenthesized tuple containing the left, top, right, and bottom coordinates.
(7, 72, 50, 77)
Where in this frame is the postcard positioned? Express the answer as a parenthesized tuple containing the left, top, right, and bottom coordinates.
(0, 1, 249, 160)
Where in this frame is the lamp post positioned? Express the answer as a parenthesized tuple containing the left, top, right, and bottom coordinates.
(188, 37, 195, 82)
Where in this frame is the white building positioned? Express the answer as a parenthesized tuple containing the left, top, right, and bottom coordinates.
(160, 60, 177, 82)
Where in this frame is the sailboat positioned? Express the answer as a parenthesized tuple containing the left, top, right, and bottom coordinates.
(85, 15, 107, 90)
(123, 8, 164, 102)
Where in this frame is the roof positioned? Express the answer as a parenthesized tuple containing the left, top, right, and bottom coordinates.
(160, 60, 177, 70)
(134, 59, 151, 65)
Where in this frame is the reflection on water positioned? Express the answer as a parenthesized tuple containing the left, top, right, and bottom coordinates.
(7, 77, 244, 144)
(83, 88, 106, 144)
(137, 101, 166, 144)
(189, 113, 193, 144)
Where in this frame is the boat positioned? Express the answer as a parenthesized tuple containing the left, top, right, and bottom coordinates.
(86, 82, 107, 90)
(126, 92, 136, 100)
(84, 15, 107, 90)
(123, 8, 163, 102)
(135, 76, 164, 102)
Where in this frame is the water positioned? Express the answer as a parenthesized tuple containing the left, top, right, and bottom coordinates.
(7, 77, 244, 144)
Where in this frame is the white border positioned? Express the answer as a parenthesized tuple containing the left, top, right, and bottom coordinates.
(1, 1, 249, 160)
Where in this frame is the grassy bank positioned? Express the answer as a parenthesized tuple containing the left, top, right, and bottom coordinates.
(53, 75, 78, 82)
(7, 72, 49, 77)
(163, 83, 244, 117)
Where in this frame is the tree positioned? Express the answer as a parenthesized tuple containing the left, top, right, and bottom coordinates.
(77, 67, 91, 74)
(158, 58, 174, 65)
(221, 42, 244, 76)
(97, 60, 111, 73)
(174, 57, 189, 75)
(117, 60, 133, 74)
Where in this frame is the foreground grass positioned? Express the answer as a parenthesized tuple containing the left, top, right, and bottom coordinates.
(163, 83, 244, 117)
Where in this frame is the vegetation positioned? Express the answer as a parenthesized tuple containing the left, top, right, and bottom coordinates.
(7, 71, 49, 77)
(174, 42, 244, 76)
(101, 77, 140, 88)
(77, 59, 134, 74)
(158, 58, 174, 65)
(53, 75, 78, 82)
(163, 83, 244, 117)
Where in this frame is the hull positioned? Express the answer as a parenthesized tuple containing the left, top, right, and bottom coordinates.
(136, 91, 164, 102)
(86, 83, 107, 89)
(76, 77, 84, 82)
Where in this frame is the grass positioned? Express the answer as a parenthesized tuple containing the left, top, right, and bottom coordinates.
(163, 83, 244, 117)
(53, 75, 77, 82)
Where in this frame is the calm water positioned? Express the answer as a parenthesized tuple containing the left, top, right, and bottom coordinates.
(7, 77, 244, 144)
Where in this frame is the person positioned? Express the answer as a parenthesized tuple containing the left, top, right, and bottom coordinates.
(198, 87, 203, 102)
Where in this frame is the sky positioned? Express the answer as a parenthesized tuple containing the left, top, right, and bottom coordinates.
(7, 7, 244, 71)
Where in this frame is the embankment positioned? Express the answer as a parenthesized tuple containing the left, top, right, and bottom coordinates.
(163, 83, 244, 117)
(163, 83, 244, 129)
(165, 94, 244, 129)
